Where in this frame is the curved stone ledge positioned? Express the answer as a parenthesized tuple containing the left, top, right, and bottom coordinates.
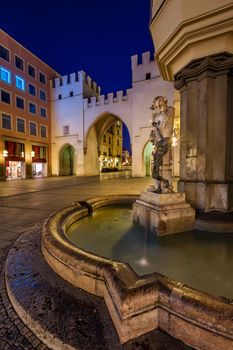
(42, 195, 233, 348)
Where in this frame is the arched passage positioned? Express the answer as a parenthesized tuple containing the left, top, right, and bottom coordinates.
(143, 142, 153, 176)
(59, 144, 75, 176)
(84, 112, 131, 175)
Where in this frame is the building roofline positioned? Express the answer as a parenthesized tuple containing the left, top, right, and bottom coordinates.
(0, 28, 61, 77)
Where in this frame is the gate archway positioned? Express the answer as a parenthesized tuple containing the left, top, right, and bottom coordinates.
(144, 142, 153, 176)
(59, 144, 75, 176)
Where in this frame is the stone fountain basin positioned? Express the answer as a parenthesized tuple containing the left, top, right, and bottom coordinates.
(42, 195, 233, 349)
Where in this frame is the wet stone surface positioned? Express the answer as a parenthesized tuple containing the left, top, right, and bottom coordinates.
(2, 224, 193, 349)
(0, 236, 48, 350)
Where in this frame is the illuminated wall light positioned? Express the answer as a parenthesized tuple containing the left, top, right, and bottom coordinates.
(21, 151, 24, 157)
(2, 150, 8, 157)
(172, 128, 178, 147)
(31, 151, 35, 157)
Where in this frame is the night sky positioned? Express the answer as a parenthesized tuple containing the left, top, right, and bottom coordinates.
(0, 0, 154, 151)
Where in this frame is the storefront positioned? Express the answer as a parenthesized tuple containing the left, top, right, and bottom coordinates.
(3, 141, 26, 180)
(99, 155, 121, 172)
(31, 145, 47, 178)
(6, 160, 25, 179)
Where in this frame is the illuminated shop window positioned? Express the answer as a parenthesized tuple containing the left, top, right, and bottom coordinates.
(0, 66, 11, 84)
(15, 76, 25, 91)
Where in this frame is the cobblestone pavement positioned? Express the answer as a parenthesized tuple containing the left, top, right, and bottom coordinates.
(0, 241, 49, 349)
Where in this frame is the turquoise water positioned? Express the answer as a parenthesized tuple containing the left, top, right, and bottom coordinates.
(67, 206, 233, 299)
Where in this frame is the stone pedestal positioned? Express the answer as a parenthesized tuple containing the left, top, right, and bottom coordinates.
(133, 191, 195, 236)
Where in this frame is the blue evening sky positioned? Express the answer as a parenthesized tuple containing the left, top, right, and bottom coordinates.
(0, 0, 154, 151)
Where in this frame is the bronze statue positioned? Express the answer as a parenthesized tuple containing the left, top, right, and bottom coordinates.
(149, 96, 174, 193)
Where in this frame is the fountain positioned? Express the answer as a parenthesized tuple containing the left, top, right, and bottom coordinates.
(39, 98, 231, 349)
(41, 195, 233, 349)
(4, 97, 233, 349)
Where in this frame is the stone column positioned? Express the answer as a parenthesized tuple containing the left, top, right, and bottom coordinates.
(174, 53, 233, 212)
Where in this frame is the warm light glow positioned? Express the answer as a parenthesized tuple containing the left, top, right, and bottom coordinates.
(31, 151, 35, 157)
(172, 128, 178, 147)
(172, 136, 178, 147)
(138, 258, 149, 267)
(2, 150, 8, 157)
(21, 151, 24, 157)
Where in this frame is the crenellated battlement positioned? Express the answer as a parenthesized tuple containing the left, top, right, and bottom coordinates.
(83, 89, 132, 108)
(131, 51, 160, 83)
(50, 71, 101, 101)
(131, 51, 153, 68)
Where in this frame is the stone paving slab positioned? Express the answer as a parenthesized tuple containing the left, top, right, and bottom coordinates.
(4, 225, 193, 350)
(0, 239, 49, 350)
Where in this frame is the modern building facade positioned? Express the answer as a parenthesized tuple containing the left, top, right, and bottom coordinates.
(0, 29, 59, 180)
